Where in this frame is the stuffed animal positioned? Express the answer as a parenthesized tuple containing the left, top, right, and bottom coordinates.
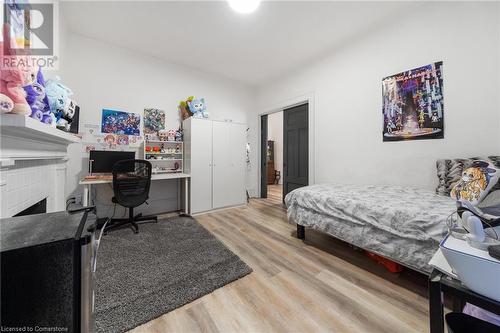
(179, 96, 194, 120)
(0, 94, 14, 113)
(41, 113, 56, 126)
(187, 98, 208, 118)
(45, 78, 77, 131)
(56, 99, 77, 131)
(21, 66, 38, 87)
(175, 128, 183, 142)
(24, 69, 51, 122)
(45, 78, 73, 114)
(0, 28, 31, 115)
(167, 130, 176, 141)
(158, 129, 169, 141)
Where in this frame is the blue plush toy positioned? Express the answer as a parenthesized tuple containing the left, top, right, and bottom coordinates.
(45, 77, 76, 131)
(45, 77, 73, 114)
(187, 98, 208, 118)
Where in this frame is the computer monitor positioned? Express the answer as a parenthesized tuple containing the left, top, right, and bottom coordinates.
(89, 150, 136, 173)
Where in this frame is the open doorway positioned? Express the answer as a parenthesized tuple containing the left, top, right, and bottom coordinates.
(266, 111, 283, 200)
(261, 103, 309, 202)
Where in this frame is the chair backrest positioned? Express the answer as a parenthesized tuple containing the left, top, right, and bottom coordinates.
(112, 159, 152, 208)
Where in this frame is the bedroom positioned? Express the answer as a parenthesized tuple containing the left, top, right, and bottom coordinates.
(1, 1, 500, 332)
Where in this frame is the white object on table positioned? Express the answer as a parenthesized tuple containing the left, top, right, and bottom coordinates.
(429, 248, 457, 279)
(440, 233, 500, 302)
(79, 173, 191, 214)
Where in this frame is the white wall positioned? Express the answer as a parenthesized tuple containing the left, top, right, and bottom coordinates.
(256, 2, 500, 192)
(62, 33, 255, 215)
(267, 111, 283, 184)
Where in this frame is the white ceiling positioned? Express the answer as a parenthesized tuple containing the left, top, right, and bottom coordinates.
(62, 1, 417, 87)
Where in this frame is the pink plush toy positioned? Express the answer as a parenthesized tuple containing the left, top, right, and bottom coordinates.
(0, 24, 31, 115)
(0, 94, 14, 113)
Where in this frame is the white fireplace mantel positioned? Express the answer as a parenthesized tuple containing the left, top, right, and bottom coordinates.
(0, 114, 81, 217)
(1, 114, 80, 166)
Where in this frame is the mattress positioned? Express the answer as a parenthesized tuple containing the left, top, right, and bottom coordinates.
(285, 184, 457, 273)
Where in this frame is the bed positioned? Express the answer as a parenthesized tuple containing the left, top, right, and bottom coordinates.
(285, 184, 457, 273)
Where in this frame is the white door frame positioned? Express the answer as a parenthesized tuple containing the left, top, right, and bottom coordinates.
(257, 92, 316, 198)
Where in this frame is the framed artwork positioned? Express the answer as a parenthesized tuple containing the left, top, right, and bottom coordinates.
(101, 109, 141, 136)
(382, 62, 444, 141)
(144, 108, 166, 134)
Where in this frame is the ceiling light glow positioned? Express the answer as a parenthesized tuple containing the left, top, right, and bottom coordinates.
(227, 0, 261, 14)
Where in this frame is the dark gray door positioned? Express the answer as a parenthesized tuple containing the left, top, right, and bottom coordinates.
(283, 103, 308, 199)
(260, 114, 268, 198)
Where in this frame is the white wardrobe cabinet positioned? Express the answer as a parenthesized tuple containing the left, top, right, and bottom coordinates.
(183, 118, 246, 214)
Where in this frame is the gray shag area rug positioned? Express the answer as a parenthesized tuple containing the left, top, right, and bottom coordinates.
(94, 215, 252, 333)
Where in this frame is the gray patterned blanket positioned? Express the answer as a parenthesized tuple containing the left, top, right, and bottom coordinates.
(285, 184, 457, 273)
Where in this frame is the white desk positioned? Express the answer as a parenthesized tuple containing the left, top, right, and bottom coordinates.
(79, 173, 191, 214)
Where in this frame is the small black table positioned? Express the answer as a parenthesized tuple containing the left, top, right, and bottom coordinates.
(428, 269, 500, 333)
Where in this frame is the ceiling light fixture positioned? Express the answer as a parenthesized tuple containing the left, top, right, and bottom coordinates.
(227, 0, 261, 14)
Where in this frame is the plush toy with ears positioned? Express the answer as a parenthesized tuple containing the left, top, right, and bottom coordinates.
(187, 98, 208, 118)
(0, 24, 31, 115)
(24, 69, 51, 121)
(179, 96, 194, 120)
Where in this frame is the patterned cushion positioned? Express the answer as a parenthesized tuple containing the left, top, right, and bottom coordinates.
(436, 158, 480, 196)
(436, 156, 500, 197)
(450, 160, 500, 205)
(488, 156, 500, 191)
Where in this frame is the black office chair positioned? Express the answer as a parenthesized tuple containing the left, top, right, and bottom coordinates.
(104, 159, 157, 234)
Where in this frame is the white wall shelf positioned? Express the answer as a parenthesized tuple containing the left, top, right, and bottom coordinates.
(144, 138, 183, 174)
(145, 152, 182, 155)
(146, 140, 183, 144)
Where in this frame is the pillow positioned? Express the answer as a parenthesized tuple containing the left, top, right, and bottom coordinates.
(450, 160, 500, 205)
(488, 156, 500, 191)
(436, 158, 480, 196)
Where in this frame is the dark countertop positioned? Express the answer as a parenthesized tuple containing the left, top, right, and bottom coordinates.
(0, 211, 95, 252)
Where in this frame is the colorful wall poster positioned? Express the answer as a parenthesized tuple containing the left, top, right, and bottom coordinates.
(101, 109, 141, 136)
(382, 62, 444, 141)
(144, 108, 166, 134)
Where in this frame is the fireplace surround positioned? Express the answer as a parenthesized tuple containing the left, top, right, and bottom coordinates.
(0, 115, 81, 218)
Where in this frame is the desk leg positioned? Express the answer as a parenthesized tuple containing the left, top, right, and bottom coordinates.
(83, 184, 90, 207)
(177, 178, 181, 212)
(429, 270, 445, 333)
(184, 178, 190, 215)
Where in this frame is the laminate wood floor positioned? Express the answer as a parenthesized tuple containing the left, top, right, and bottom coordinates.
(131, 193, 430, 333)
(267, 184, 283, 201)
